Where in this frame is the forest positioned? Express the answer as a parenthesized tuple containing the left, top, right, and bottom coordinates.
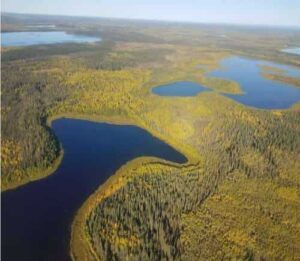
(1, 12, 300, 261)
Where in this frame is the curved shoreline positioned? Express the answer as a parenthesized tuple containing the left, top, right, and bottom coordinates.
(1, 144, 64, 192)
(2, 111, 195, 192)
(2, 112, 194, 260)
(47, 113, 194, 261)
(70, 157, 177, 260)
(70, 156, 196, 260)
(48, 113, 193, 261)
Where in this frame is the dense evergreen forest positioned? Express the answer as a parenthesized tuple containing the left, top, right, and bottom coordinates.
(85, 109, 300, 260)
(1, 13, 300, 261)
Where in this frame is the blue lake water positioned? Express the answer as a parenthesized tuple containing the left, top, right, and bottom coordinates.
(152, 81, 210, 97)
(152, 56, 300, 109)
(208, 56, 300, 109)
(1, 31, 100, 47)
(281, 47, 300, 56)
(260, 59, 300, 78)
(1, 118, 186, 261)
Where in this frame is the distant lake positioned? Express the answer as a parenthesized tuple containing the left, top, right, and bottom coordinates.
(26, 24, 56, 29)
(208, 56, 300, 109)
(152, 81, 210, 97)
(1, 31, 100, 47)
(1, 118, 186, 261)
(152, 56, 300, 109)
(281, 47, 300, 56)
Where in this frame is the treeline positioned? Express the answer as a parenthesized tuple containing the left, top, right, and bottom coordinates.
(1, 41, 172, 190)
(81, 48, 173, 71)
(1, 61, 65, 188)
(200, 110, 300, 180)
(180, 111, 300, 260)
(87, 165, 207, 261)
(85, 108, 300, 260)
(1, 41, 114, 62)
(52, 68, 150, 117)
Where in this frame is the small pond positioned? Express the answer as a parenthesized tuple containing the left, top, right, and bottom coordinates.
(152, 81, 210, 97)
(1, 118, 186, 261)
(1, 31, 100, 47)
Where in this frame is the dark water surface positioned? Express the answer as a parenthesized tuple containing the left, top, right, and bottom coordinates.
(1, 31, 100, 47)
(152, 81, 210, 97)
(2, 118, 186, 261)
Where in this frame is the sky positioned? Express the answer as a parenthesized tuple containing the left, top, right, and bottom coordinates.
(2, 0, 300, 27)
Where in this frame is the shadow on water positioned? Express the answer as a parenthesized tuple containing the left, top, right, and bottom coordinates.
(1, 118, 186, 261)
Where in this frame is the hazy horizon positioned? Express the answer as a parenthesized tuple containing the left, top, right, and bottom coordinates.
(2, 0, 300, 28)
(2, 11, 300, 30)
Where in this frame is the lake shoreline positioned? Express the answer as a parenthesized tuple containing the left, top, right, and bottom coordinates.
(1, 31, 101, 47)
(2, 111, 193, 261)
(70, 156, 189, 261)
(2, 115, 189, 261)
(2, 111, 193, 192)
(48, 113, 192, 261)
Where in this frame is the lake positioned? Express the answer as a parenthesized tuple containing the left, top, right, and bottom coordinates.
(152, 81, 210, 97)
(1, 31, 100, 47)
(152, 56, 300, 109)
(260, 59, 300, 79)
(208, 56, 300, 109)
(281, 47, 300, 56)
(1, 118, 186, 261)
